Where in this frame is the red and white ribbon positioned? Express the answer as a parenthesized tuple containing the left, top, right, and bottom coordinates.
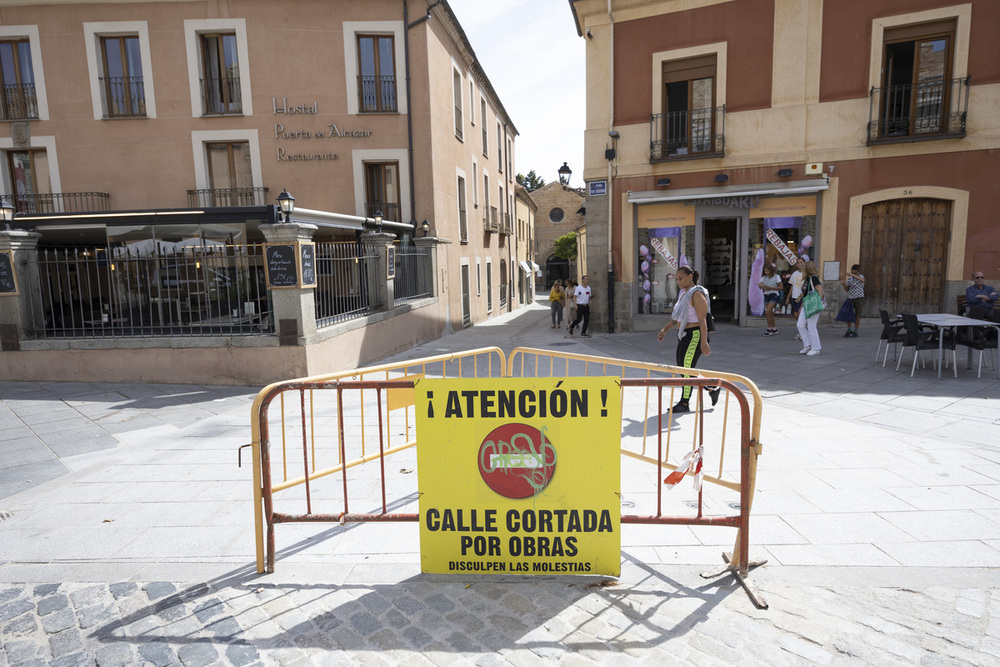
(663, 445, 704, 492)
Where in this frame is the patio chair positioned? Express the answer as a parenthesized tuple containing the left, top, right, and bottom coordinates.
(955, 320, 998, 379)
(969, 305, 987, 321)
(897, 313, 957, 378)
(877, 309, 906, 367)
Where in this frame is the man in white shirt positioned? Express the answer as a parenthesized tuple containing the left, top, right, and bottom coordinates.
(568, 275, 592, 337)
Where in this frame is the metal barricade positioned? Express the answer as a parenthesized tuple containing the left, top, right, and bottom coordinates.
(249, 347, 766, 606)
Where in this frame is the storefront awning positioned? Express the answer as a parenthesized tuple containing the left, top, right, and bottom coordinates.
(520, 260, 532, 273)
(627, 178, 829, 205)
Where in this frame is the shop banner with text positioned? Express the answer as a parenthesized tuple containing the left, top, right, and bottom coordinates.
(416, 377, 622, 576)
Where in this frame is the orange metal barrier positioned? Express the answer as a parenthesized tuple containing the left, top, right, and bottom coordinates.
(250, 348, 766, 607)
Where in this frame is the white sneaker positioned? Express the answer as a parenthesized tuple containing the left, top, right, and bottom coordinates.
(794, 333, 802, 341)
(807, 349, 821, 356)
(798, 346, 811, 354)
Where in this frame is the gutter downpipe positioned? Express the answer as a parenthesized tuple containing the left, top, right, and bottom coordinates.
(606, 0, 616, 333)
(404, 0, 443, 240)
(504, 120, 513, 312)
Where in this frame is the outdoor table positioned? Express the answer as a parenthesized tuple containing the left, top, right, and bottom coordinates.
(916, 313, 1000, 379)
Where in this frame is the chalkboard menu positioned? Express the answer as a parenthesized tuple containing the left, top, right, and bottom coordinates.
(265, 244, 298, 288)
(300, 243, 316, 287)
(0, 251, 17, 295)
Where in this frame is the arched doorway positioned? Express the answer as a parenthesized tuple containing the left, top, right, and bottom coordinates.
(859, 198, 949, 315)
(545, 255, 569, 289)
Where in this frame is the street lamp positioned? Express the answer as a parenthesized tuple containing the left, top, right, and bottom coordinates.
(558, 162, 572, 188)
(374, 210, 383, 234)
(421, 220, 430, 237)
(0, 200, 14, 230)
(277, 189, 295, 223)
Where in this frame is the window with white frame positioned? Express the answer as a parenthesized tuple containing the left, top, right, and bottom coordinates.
(453, 68, 463, 140)
(185, 19, 251, 118)
(0, 38, 37, 120)
(497, 124, 503, 172)
(481, 98, 488, 155)
(486, 261, 493, 313)
(469, 80, 475, 125)
(85, 21, 156, 120)
(190, 130, 263, 207)
(357, 34, 397, 112)
(472, 161, 479, 207)
(458, 174, 468, 243)
(476, 260, 481, 296)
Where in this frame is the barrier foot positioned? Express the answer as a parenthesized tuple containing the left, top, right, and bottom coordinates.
(700, 552, 768, 609)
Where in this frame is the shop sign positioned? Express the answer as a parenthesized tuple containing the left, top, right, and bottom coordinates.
(589, 180, 607, 196)
(272, 97, 373, 162)
(637, 202, 694, 228)
(751, 195, 816, 217)
(416, 377, 621, 576)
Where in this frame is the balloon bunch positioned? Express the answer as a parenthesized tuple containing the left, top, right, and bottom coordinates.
(639, 245, 652, 311)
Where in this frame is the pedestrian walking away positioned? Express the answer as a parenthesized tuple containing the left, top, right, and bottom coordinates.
(568, 275, 592, 337)
(842, 264, 865, 337)
(786, 257, 805, 340)
(759, 264, 783, 336)
(796, 260, 824, 356)
(548, 279, 566, 328)
(657, 266, 720, 413)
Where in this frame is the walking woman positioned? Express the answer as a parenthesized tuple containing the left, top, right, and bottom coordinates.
(548, 280, 566, 328)
(796, 260, 824, 356)
(564, 279, 578, 328)
(657, 267, 720, 413)
(759, 264, 783, 336)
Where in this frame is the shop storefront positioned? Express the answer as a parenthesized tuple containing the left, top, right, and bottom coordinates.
(630, 180, 828, 327)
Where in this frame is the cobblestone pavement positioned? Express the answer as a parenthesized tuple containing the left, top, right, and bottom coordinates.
(3, 571, 1000, 666)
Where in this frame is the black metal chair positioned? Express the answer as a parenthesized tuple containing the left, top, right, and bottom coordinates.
(955, 321, 998, 379)
(969, 305, 987, 321)
(897, 313, 957, 378)
(877, 309, 906, 367)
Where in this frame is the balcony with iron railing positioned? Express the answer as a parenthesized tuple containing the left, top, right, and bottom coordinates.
(484, 206, 499, 233)
(201, 75, 243, 115)
(358, 75, 397, 112)
(1, 82, 39, 120)
(365, 202, 400, 222)
(99, 76, 146, 118)
(650, 105, 726, 162)
(187, 187, 269, 208)
(500, 212, 512, 236)
(1, 192, 111, 215)
(867, 76, 969, 145)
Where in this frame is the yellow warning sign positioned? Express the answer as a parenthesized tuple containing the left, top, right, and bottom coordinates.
(416, 377, 622, 576)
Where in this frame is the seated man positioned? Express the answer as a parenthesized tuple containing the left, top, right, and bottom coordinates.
(966, 273, 998, 317)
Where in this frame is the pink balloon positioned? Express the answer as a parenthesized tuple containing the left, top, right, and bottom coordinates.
(641, 260, 650, 273)
(800, 235, 813, 250)
(639, 245, 650, 257)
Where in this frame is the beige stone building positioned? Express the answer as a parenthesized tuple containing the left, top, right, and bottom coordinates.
(531, 181, 586, 290)
(0, 0, 525, 384)
(570, 0, 1000, 332)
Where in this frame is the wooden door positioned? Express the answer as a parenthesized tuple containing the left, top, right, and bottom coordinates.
(860, 198, 949, 316)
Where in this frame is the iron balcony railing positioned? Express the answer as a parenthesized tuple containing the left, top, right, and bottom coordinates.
(187, 187, 269, 208)
(1, 192, 111, 215)
(1, 82, 39, 120)
(26, 243, 273, 339)
(100, 75, 146, 118)
(314, 241, 382, 327)
(365, 202, 400, 222)
(501, 212, 512, 236)
(867, 76, 969, 145)
(484, 206, 499, 233)
(393, 243, 432, 306)
(358, 74, 397, 112)
(650, 105, 726, 161)
(201, 75, 243, 115)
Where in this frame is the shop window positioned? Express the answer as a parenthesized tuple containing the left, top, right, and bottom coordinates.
(636, 223, 697, 315)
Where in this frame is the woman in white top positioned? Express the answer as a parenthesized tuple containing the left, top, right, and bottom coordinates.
(656, 267, 720, 413)
(759, 264, 783, 336)
(796, 260, 825, 356)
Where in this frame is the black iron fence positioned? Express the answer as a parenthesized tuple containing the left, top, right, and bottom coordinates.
(1, 192, 111, 215)
(314, 241, 382, 327)
(867, 76, 969, 144)
(650, 105, 726, 161)
(1, 82, 38, 120)
(186, 187, 269, 208)
(393, 244, 431, 306)
(26, 243, 273, 339)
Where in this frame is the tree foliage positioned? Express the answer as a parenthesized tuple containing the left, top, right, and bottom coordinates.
(516, 170, 545, 192)
(553, 232, 578, 261)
